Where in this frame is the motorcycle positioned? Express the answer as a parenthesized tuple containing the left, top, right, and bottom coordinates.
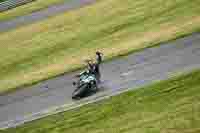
(72, 51, 103, 99)
(72, 70, 98, 99)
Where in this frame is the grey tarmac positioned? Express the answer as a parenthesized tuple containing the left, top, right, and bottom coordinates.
(0, 0, 36, 12)
(0, 33, 200, 129)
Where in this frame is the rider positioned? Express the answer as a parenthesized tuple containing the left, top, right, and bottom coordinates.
(87, 59, 94, 74)
(94, 51, 103, 82)
(93, 62, 100, 82)
(96, 51, 103, 65)
(84, 51, 103, 82)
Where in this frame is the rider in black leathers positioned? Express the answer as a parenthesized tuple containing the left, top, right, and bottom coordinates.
(87, 60, 94, 74)
(93, 51, 103, 82)
(84, 51, 103, 83)
(96, 51, 103, 65)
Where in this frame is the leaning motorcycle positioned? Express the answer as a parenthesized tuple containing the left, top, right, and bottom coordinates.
(72, 70, 98, 99)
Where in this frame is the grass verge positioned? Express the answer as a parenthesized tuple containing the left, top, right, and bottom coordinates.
(0, 0, 71, 22)
(2, 70, 200, 133)
(0, 0, 200, 94)
(0, 0, 7, 3)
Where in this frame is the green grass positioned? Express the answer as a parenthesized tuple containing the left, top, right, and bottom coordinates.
(0, 0, 71, 22)
(2, 70, 200, 133)
(0, 0, 200, 94)
(0, 0, 7, 3)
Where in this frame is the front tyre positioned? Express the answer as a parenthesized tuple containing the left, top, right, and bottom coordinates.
(72, 84, 88, 100)
(90, 81, 98, 92)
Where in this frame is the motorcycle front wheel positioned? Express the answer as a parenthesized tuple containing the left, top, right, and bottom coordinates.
(72, 84, 88, 100)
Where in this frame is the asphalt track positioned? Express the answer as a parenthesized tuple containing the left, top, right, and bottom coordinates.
(0, 33, 200, 129)
(0, 0, 35, 12)
(0, 0, 97, 32)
